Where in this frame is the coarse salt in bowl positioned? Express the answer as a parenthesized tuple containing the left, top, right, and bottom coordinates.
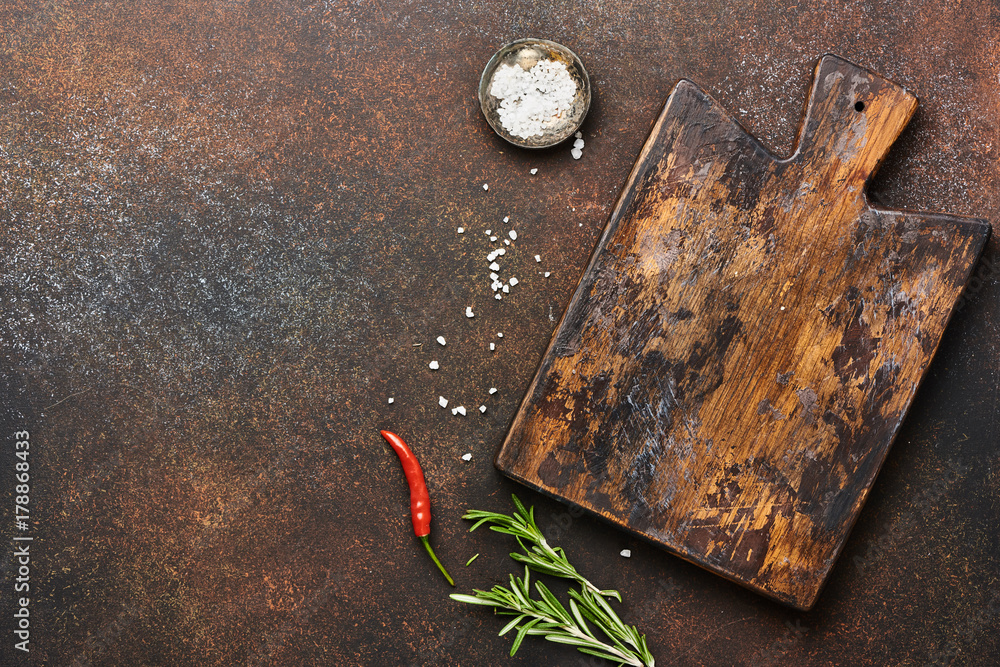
(479, 38, 591, 149)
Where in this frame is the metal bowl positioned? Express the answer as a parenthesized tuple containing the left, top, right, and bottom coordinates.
(479, 38, 591, 149)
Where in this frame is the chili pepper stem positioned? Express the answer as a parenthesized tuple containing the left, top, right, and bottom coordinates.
(420, 535, 455, 586)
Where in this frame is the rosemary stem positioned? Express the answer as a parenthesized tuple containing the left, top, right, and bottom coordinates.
(455, 498, 655, 666)
(536, 535, 603, 596)
(518, 606, 644, 667)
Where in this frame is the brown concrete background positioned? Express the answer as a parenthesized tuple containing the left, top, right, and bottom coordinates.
(0, 1, 997, 665)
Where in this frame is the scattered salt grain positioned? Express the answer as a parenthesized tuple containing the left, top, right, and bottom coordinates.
(486, 229, 492, 235)
(530, 168, 538, 175)
(534, 255, 541, 262)
(503, 216, 509, 223)
(436, 336, 447, 346)
(457, 227, 465, 233)
(504, 239, 510, 246)
(388, 397, 394, 404)
(509, 230, 517, 240)
(495, 294, 502, 300)
(462, 452, 473, 461)
(573, 138, 585, 149)
(439, 396, 448, 408)
(571, 147, 583, 160)
(479, 405, 487, 413)
(544, 272, 551, 278)
(489, 262, 500, 271)
(466, 306, 475, 318)
(490, 343, 496, 351)
(497, 332, 504, 338)
(575, 131, 582, 138)
(497, 248, 506, 256)
(483, 183, 489, 190)
(502, 284, 510, 294)
(452, 405, 467, 416)
(509, 277, 519, 286)
(429, 360, 440, 370)
(490, 236, 498, 242)
(620, 549, 631, 558)
(490, 272, 499, 280)
(489, 387, 498, 394)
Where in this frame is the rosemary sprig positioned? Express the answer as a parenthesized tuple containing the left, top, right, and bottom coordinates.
(462, 494, 621, 601)
(450, 567, 655, 666)
(452, 495, 655, 666)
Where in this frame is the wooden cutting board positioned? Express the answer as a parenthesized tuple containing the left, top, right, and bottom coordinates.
(496, 54, 991, 610)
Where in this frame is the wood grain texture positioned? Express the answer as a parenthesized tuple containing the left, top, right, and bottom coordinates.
(496, 54, 991, 610)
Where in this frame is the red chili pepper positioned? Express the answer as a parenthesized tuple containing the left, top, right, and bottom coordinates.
(381, 430, 454, 586)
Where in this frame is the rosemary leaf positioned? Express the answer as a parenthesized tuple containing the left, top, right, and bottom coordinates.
(449, 593, 501, 607)
(510, 617, 539, 656)
(498, 614, 527, 636)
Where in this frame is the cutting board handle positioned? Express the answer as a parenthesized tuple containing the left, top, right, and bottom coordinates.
(792, 54, 918, 189)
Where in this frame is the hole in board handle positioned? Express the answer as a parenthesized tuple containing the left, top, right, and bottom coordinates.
(854, 100, 865, 112)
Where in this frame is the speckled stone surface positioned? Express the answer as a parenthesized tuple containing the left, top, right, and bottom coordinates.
(0, 1, 997, 665)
